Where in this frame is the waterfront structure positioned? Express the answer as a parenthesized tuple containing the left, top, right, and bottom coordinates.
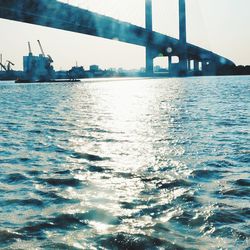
(90, 65, 99, 72)
(178, 0, 188, 75)
(0, 0, 235, 76)
(20, 41, 55, 82)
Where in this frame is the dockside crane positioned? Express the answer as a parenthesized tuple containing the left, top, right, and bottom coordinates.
(28, 41, 32, 56)
(6, 60, 14, 71)
(0, 53, 3, 71)
(0, 59, 14, 71)
(37, 40, 45, 57)
(37, 40, 53, 62)
(0, 62, 7, 71)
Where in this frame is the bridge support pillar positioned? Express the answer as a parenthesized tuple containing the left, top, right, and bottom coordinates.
(208, 61, 217, 75)
(168, 56, 172, 75)
(202, 60, 208, 74)
(146, 48, 154, 75)
(194, 60, 199, 72)
(179, 56, 188, 76)
(145, 0, 153, 75)
(187, 59, 191, 72)
(202, 60, 216, 75)
(179, 0, 188, 75)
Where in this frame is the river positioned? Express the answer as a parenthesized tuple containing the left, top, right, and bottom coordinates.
(0, 76, 249, 249)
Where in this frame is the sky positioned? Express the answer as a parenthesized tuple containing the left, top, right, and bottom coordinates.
(0, 0, 250, 70)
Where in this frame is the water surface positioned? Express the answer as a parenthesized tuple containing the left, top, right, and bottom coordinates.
(0, 76, 249, 249)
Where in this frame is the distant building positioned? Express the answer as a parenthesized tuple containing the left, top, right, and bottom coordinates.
(154, 65, 161, 72)
(89, 65, 99, 71)
(23, 54, 54, 81)
(22, 40, 55, 81)
(108, 68, 116, 72)
(68, 66, 85, 79)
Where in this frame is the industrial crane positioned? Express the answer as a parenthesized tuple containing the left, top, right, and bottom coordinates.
(0, 62, 7, 71)
(0, 60, 14, 71)
(0, 53, 3, 71)
(28, 41, 32, 56)
(37, 40, 53, 62)
(6, 60, 15, 71)
(37, 40, 45, 57)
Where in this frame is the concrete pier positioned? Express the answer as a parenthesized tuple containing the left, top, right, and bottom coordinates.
(168, 56, 172, 74)
(194, 60, 199, 72)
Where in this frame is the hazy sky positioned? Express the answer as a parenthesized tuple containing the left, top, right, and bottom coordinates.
(0, 0, 249, 70)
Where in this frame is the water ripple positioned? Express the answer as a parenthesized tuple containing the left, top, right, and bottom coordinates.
(0, 77, 249, 249)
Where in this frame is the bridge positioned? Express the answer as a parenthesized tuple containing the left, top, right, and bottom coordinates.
(0, 0, 235, 76)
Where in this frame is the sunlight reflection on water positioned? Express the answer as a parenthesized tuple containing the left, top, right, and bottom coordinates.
(0, 76, 249, 249)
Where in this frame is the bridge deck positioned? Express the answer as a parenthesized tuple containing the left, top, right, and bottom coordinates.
(0, 0, 234, 65)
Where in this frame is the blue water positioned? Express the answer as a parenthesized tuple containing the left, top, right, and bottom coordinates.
(0, 76, 249, 249)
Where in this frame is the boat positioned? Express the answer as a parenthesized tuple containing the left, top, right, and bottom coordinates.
(15, 79, 81, 83)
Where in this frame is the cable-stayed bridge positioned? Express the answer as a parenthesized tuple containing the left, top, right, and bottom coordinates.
(0, 0, 235, 75)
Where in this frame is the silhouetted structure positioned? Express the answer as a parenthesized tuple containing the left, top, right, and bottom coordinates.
(145, 0, 153, 74)
(178, 0, 188, 75)
(22, 41, 54, 81)
(0, 0, 235, 77)
(217, 65, 250, 76)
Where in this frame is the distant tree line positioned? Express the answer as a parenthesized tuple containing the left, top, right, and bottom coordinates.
(217, 65, 250, 76)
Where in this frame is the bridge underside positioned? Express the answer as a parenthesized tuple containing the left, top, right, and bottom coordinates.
(0, 0, 235, 75)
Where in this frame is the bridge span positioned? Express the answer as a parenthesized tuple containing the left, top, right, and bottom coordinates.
(0, 0, 234, 75)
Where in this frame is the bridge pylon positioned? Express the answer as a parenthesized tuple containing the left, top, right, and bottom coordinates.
(179, 0, 188, 75)
(145, 0, 154, 75)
